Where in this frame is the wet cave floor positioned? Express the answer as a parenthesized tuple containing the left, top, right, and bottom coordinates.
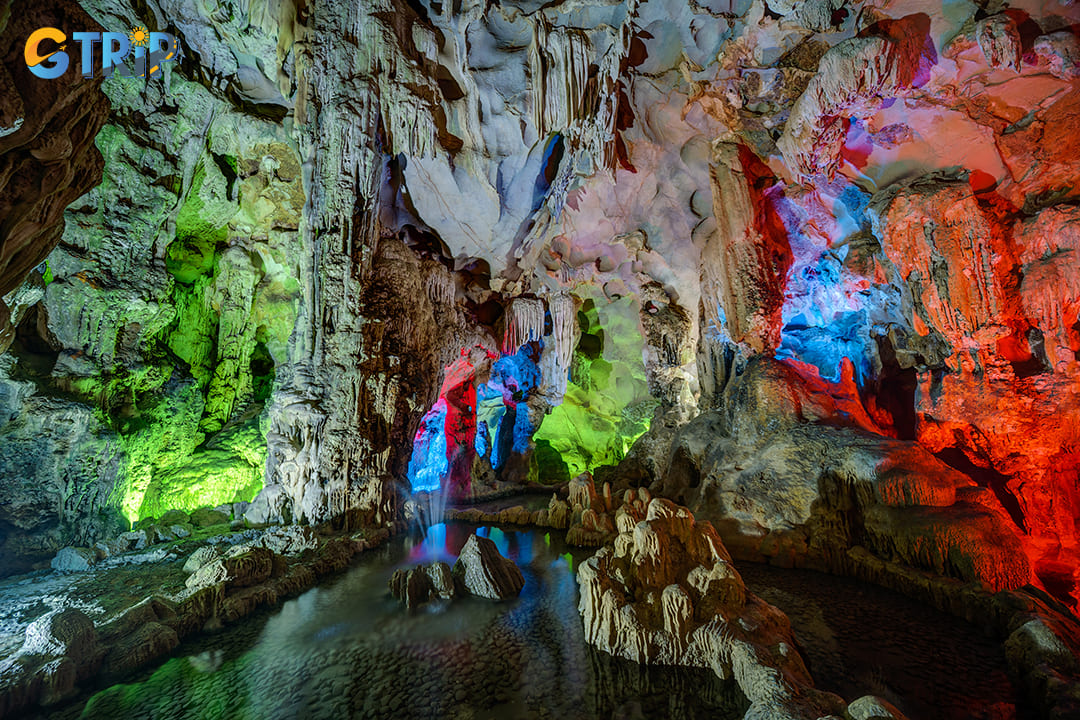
(31, 524, 1022, 720)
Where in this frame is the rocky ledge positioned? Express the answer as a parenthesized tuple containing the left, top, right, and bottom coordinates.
(0, 516, 389, 719)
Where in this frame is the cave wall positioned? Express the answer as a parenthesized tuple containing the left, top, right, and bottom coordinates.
(0, 0, 1079, 591)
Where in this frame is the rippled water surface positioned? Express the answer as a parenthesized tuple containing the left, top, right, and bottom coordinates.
(740, 563, 1024, 720)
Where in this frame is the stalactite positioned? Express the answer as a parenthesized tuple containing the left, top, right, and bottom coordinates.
(546, 292, 578, 398)
(529, 20, 591, 140)
(502, 297, 545, 355)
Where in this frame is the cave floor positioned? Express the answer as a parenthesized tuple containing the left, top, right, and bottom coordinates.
(0, 542, 193, 658)
(27, 524, 747, 720)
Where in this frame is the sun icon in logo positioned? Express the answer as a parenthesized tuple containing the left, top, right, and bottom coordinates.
(129, 26, 149, 48)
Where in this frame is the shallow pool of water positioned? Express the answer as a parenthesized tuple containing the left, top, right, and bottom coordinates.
(35, 523, 1027, 720)
(740, 563, 1024, 720)
(54, 525, 746, 720)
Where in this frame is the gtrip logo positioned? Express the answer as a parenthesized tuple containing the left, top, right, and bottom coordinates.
(24, 26, 180, 80)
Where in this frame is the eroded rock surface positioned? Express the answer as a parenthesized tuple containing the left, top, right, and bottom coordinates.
(578, 497, 846, 719)
(389, 561, 456, 610)
(452, 533, 525, 601)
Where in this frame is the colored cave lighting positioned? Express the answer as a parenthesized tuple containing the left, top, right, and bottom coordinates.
(772, 184, 879, 387)
(409, 522, 450, 562)
(407, 398, 449, 493)
(408, 345, 542, 498)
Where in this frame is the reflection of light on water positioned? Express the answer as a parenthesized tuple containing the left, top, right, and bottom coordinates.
(312, 621, 350, 642)
(409, 522, 451, 562)
(542, 553, 578, 612)
(481, 526, 511, 559)
(516, 532, 533, 566)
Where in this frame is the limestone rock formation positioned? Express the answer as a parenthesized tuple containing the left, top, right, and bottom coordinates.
(389, 561, 456, 610)
(578, 497, 845, 719)
(0, 0, 109, 350)
(0, 2, 1079, 714)
(777, 14, 933, 180)
(185, 545, 273, 590)
(0, 608, 103, 710)
(452, 533, 525, 601)
(628, 356, 1034, 594)
(50, 547, 97, 573)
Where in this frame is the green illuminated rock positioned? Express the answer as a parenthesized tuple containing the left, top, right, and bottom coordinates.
(533, 296, 655, 481)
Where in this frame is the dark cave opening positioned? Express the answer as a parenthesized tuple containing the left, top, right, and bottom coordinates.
(9, 304, 59, 381)
(934, 447, 1029, 534)
(871, 334, 918, 441)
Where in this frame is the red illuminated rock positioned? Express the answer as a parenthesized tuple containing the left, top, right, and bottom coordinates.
(777, 14, 933, 179)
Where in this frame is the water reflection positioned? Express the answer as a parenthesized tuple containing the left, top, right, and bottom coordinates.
(73, 527, 747, 720)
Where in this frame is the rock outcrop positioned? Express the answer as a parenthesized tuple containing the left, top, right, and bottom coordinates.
(577, 497, 910, 720)
(389, 561, 456, 610)
(626, 356, 1033, 594)
(0, 523, 391, 718)
(452, 533, 525, 601)
(0, 0, 109, 349)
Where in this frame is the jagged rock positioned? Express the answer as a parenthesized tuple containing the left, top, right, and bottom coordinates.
(451, 534, 525, 601)
(777, 14, 932, 179)
(633, 356, 1033, 591)
(578, 498, 844, 719)
(183, 545, 223, 574)
(244, 486, 290, 526)
(389, 561, 456, 610)
(1035, 31, 1080, 80)
(50, 547, 97, 573)
(101, 622, 179, 679)
(22, 609, 98, 660)
(976, 15, 1022, 72)
(0, 0, 108, 300)
(185, 545, 274, 590)
(254, 526, 319, 556)
(497, 505, 533, 526)
(545, 494, 571, 529)
(569, 472, 600, 510)
(0, 608, 104, 708)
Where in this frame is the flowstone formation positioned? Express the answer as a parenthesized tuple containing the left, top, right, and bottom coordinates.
(578, 497, 901, 720)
